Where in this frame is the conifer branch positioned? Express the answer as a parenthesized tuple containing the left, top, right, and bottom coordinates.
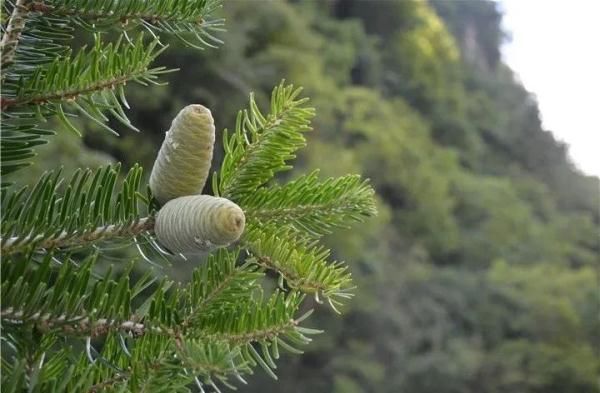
(243, 170, 377, 237)
(0, 0, 31, 71)
(183, 250, 263, 322)
(0, 35, 171, 175)
(2, 62, 378, 388)
(26, 0, 224, 49)
(1, 217, 155, 255)
(88, 374, 128, 393)
(189, 291, 319, 378)
(1, 34, 168, 110)
(2, 73, 136, 109)
(256, 256, 325, 292)
(30, 1, 213, 26)
(1, 308, 151, 337)
(243, 225, 353, 312)
(201, 319, 298, 346)
(216, 82, 316, 200)
(193, 268, 246, 313)
(1, 164, 150, 255)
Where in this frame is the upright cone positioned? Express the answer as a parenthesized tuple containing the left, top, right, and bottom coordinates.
(150, 105, 215, 205)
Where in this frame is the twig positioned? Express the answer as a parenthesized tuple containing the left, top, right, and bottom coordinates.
(88, 373, 128, 393)
(0, 307, 176, 338)
(1, 0, 31, 72)
(1, 217, 155, 255)
(197, 319, 297, 346)
(254, 254, 327, 293)
(1, 73, 137, 109)
(29, 2, 206, 25)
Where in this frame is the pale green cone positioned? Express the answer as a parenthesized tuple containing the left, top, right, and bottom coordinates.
(150, 104, 215, 205)
(155, 195, 245, 253)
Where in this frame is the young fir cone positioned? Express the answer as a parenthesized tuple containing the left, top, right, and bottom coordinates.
(149, 104, 215, 205)
(154, 195, 245, 254)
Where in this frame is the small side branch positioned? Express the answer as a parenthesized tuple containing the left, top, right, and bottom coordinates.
(1, 217, 155, 255)
(29, 2, 206, 25)
(199, 319, 298, 346)
(88, 374, 128, 393)
(1, 73, 135, 110)
(1, 308, 148, 337)
(248, 202, 343, 222)
(254, 255, 326, 294)
(0, 308, 178, 340)
(1, 0, 31, 71)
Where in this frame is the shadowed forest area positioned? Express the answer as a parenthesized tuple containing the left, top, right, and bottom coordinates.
(13, 0, 599, 392)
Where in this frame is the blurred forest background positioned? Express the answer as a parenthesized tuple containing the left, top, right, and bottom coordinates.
(11, 0, 599, 392)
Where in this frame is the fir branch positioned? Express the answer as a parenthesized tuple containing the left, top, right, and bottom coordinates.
(1, 217, 155, 255)
(1, 308, 150, 337)
(1, 34, 168, 110)
(0, 1, 222, 178)
(215, 82, 316, 200)
(194, 291, 303, 345)
(0, 164, 150, 255)
(0, 0, 31, 71)
(127, 338, 244, 392)
(0, 253, 156, 338)
(2, 73, 136, 109)
(88, 374, 128, 393)
(204, 319, 297, 345)
(4, 12, 73, 76)
(243, 170, 377, 238)
(77, 335, 187, 393)
(243, 225, 354, 312)
(1, 248, 321, 387)
(30, 0, 217, 26)
(183, 249, 263, 324)
(0, 35, 170, 174)
(0, 119, 53, 176)
(192, 291, 319, 379)
(29, 0, 224, 49)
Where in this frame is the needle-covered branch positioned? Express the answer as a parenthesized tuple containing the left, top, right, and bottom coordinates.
(243, 170, 377, 238)
(1, 308, 148, 337)
(243, 225, 354, 313)
(191, 291, 320, 379)
(215, 82, 316, 200)
(1, 249, 323, 389)
(29, 0, 224, 49)
(182, 250, 264, 321)
(1, 218, 155, 255)
(1, 0, 381, 389)
(2, 22, 379, 384)
(1, 34, 168, 112)
(0, 164, 149, 255)
(1, 254, 146, 336)
(0, 1, 223, 178)
(0, 35, 171, 175)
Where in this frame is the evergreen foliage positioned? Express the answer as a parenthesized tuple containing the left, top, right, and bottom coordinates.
(3, 0, 598, 392)
(0, 1, 377, 391)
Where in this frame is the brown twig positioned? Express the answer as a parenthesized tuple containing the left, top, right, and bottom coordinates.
(1, 0, 32, 73)
(1, 74, 134, 110)
(1, 216, 155, 255)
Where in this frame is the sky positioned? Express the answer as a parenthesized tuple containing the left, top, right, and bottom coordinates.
(498, 0, 600, 177)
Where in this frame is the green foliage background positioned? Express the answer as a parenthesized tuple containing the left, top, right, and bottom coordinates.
(17, 0, 599, 392)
